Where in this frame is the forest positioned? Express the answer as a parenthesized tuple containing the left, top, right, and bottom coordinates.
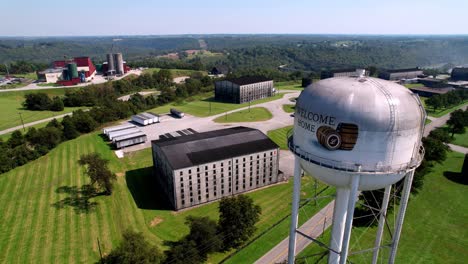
(1, 35, 468, 75)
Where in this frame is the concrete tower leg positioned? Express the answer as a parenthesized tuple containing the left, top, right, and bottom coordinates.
(372, 185, 392, 264)
(288, 157, 302, 264)
(389, 171, 414, 263)
(339, 175, 360, 264)
(328, 188, 350, 264)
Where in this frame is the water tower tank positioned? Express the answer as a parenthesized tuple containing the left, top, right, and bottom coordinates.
(287, 76, 425, 264)
(291, 76, 425, 190)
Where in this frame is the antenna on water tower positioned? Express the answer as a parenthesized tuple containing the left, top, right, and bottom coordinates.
(287, 76, 426, 264)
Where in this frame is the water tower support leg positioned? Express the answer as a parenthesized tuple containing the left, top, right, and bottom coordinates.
(388, 171, 414, 264)
(287, 157, 302, 264)
(372, 185, 392, 264)
(339, 175, 360, 264)
(328, 188, 350, 264)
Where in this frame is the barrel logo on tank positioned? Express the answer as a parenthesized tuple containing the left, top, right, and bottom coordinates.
(295, 106, 359, 151)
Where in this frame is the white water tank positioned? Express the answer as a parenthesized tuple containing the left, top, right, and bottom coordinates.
(290, 76, 425, 190)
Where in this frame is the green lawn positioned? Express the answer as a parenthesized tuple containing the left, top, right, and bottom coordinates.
(0, 116, 65, 141)
(267, 126, 293, 150)
(425, 118, 432, 125)
(148, 92, 286, 117)
(276, 81, 303, 91)
(297, 151, 467, 263)
(283, 104, 295, 113)
(0, 130, 332, 263)
(213, 107, 272, 123)
(403, 83, 423, 88)
(451, 127, 468, 148)
(143, 68, 206, 77)
(0, 88, 82, 131)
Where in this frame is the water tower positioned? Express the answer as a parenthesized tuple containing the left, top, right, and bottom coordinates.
(287, 76, 425, 264)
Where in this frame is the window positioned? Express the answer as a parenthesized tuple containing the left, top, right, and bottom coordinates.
(213, 164, 216, 168)
(181, 183, 184, 187)
(180, 177, 183, 182)
(180, 171, 183, 176)
(189, 169, 191, 174)
(214, 192, 217, 196)
(243, 157, 245, 162)
(221, 168, 224, 172)
(205, 172, 208, 176)
(190, 198, 193, 202)
(182, 200, 185, 205)
(221, 162, 224, 167)
(198, 196, 201, 200)
(205, 165, 208, 170)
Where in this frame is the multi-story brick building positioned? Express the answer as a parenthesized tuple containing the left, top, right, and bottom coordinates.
(151, 126, 280, 210)
(214, 76, 274, 104)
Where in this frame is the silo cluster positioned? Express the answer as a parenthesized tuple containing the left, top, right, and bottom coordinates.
(106, 53, 125, 75)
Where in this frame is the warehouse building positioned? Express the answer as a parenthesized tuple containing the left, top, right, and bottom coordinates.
(451, 67, 468, 81)
(37, 57, 96, 85)
(152, 126, 281, 210)
(214, 76, 274, 104)
(378, 68, 424, 80)
(409, 86, 454, 97)
(320, 68, 367, 79)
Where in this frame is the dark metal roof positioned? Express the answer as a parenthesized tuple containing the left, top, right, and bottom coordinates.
(409, 86, 454, 94)
(384, 68, 422, 73)
(224, 76, 272, 86)
(152, 126, 278, 170)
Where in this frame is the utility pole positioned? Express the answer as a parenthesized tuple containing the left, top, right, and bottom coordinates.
(18, 112, 25, 131)
(4, 63, 10, 78)
(97, 237, 103, 263)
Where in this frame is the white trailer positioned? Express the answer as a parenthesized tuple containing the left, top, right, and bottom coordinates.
(108, 128, 141, 140)
(113, 132, 147, 149)
(131, 115, 150, 126)
(103, 124, 136, 135)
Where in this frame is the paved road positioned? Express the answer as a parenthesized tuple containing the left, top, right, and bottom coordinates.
(255, 201, 334, 264)
(121, 91, 299, 153)
(423, 104, 468, 137)
(448, 144, 468, 154)
(117, 91, 159, 101)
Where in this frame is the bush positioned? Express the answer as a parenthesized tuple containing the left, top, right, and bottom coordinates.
(23, 93, 52, 110)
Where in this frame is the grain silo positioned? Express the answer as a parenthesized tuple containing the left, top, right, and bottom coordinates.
(106, 53, 115, 75)
(114, 53, 124, 75)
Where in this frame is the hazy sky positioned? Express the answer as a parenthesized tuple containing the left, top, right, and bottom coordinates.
(2, 0, 467, 36)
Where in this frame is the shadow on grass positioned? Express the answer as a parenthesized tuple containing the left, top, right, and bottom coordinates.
(125, 167, 172, 210)
(52, 184, 100, 214)
(444, 171, 467, 185)
(98, 133, 118, 150)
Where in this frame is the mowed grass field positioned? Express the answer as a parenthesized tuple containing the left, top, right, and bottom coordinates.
(296, 151, 468, 263)
(276, 81, 303, 91)
(213, 107, 272, 123)
(268, 126, 293, 150)
(142, 68, 206, 77)
(451, 127, 468, 147)
(0, 88, 82, 131)
(0, 131, 330, 263)
(283, 104, 295, 113)
(148, 92, 286, 117)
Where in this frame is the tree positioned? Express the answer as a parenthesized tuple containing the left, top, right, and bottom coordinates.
(61, 116, 80, 140)
(422, 137, 449, 163)
(428, 127, 451, 143)
(102, 230, 164, 264)
(218, 195, 261, 249)
(447, 109, 467, 137)
(71, 110, 97, 133)
(23, 93, 52, 110)
(49, 96, 64, 111)
(185, 216, 222, 261)
(164, 239, 202, 264)
(78, 153, 116, 195)
(8, 130, 25, 148)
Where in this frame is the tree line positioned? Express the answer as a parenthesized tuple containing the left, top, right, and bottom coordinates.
(1, 69, 214, 174)
(425, 89, 468, 112)
(101, 195, 261, 264)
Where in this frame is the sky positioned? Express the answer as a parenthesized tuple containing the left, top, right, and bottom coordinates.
(1, 0, 467, 36)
